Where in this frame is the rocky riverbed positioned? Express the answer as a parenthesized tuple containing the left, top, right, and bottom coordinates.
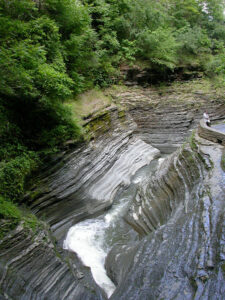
(0, 82, 225, 300)
(107, 134, 225, 300)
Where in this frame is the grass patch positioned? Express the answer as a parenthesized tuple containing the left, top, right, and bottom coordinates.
(64, 89, 112, 124)
(0, 196, 41, 239)
(189, 131, 198, 151)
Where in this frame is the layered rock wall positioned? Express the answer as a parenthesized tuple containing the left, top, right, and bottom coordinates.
(106, 134, 225, 300)
(112, 87, 225, 153)
(1, 85, 224, 300)
(24, 107, 159, 242)
(198, 119, 225, 145)
(0, 226, 105, 300)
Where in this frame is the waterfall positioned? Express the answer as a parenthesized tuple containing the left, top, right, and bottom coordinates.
(63, 143, 161, 298)
(63, 197, 129, 298)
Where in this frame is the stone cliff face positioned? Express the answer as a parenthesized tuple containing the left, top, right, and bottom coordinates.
(0, 85, 224, 300)
(24, 107, 160, 242)
(0, 225, 105, 300)
(0, 105, 160, 300)
(111, 85, 225, 153)
(198, 119, 225, 145)
(106, 133, 225, 300)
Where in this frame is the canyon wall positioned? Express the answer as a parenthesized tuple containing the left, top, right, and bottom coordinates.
(106, 133, 225, 300)
(0, 86, 224, 299)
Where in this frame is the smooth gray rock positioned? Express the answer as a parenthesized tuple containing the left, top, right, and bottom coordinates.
(198, 119, 225, 145)
(1, 91, 224, 300)
(25, 108, 160, 243)
(106, 134, 225, 300)
(0, 226, 105, 300)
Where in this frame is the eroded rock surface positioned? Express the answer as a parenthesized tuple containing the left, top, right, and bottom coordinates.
(198, 119, 225, 145)
(0, 225, 105, 300)
(111, 86, 225, 153)
(106, 134, 225, 300)
(25, 108, 160, 241)
(1, 85, 224, 300)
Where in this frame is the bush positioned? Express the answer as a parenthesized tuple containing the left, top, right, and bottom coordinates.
(205, 50, 225, 77)
(137, 27, 178, 70)
(0, 196, 22, 219)
(176, 26, 212, 56)
(0, 152, 39, 201)
(0, 196, 22, 238)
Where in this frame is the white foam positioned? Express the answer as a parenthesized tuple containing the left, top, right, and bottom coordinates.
(63, 218, 116, 298)
(63, 140, 160, 297)
(63, 198, 131, 298)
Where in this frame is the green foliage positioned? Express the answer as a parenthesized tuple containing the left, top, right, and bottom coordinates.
(189, 131, 198, 151)
(0, 152, 39, 201)
(0, 0, 225, 237)
(0, 196, 22, 220)
(137, 27, 178, 70)
(36, 64, 74, 100)
(44, 0, 91, 37)
(169, 0, 202, 28)
(1, 0, 224, 98)
(0, 196, 40, 238)
(0, 196, 22, 238)
(177, 26, 212, 56)
(119, 40, 137, 63)
(206, 50, 225, 76)
(37, 104, 82, 149)
(0, 0, 37, 20)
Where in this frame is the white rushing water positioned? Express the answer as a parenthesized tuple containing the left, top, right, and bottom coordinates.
(63, 196, 130, 298)
(63, 142, 162, 298)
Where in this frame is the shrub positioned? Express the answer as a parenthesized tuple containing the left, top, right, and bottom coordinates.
(205, 50, 225, 77)
(0, 152, 39, 201)
(137, 27, 178, 70)
(0, 196, 22, 238)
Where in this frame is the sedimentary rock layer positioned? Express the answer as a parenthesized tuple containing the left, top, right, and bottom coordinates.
(25, 107, 160, 241)
(112, 87, 225, 153)
(0, 106, 160, 300)
(106, 134, 225, 300)
(0, 226, 105, 300)
(1, 88, 224, 300)
(198, 119, 225, 145)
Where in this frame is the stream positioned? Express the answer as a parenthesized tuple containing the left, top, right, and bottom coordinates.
(63, 156, 165, 298)
(212, 122, 225, 133)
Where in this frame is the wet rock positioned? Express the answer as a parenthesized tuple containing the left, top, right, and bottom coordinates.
(111, 87, 225, 153)
(0, 226, 105, 300)
(1, 86, 225, 300)
(24, 107, 160, 243)
(106, 134, 225, 300)
(198, 119, 225, 145)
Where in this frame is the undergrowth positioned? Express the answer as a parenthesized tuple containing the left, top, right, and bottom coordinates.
(0, 196, 40, 239)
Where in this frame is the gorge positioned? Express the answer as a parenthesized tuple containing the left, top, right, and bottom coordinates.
(0, 83, 225, 300)
(1, 1, 225, 299)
